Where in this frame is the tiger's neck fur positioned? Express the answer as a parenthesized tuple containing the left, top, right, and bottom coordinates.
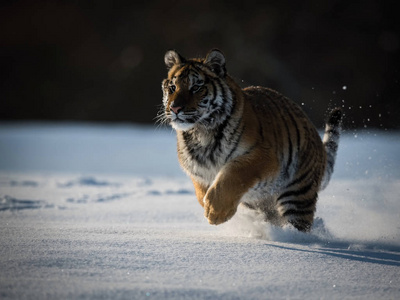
(175, 75, 246, 186)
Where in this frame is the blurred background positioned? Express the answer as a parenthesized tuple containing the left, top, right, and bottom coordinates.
(1, 0, 399, 129)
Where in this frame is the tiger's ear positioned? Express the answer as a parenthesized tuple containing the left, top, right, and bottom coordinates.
(204, 49, 226, 77)
(164, 50, 186, 70)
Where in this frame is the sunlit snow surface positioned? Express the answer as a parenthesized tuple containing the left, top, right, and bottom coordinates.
(0, 123, 399, 299)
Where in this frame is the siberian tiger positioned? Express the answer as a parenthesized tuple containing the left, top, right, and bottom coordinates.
(160, 49, 342, 232)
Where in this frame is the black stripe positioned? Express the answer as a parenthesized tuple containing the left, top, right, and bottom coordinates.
(279, 195, 317, 209)
(211, 79, 235, 154)
(210, 80, 217, 102)
(189, 147, 205, 165)
(284, 120, 293, 176)
(282, 209, 314, 217)
(284, 169, 311, 190)
(183, 132, 206, 165)
(256, 113, 265, 142)
(230, 89, 237, 114)
(300, 144, 317, 169)
(278, 181, 313, 201)
(182, 131, 192, 145)
(198, 102, 208, 109)
(285, 146, 317, 189)
(202, 80, 218, 119)
(279, 101, 296, 174)
(212, 115, 230, 155)
(202, 80, 221, 126)
(191, 170, 205, 180)
(268, 100, 286, 167)
(216, 78, 227, 106)
(225, 121, 244, 163)
(286, 108, 301, 155)
(242, 202, 256, 210)
(208, 78, 229, 122)
(254, 178, 269, 191)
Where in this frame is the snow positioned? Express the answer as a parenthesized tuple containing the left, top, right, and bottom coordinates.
(0, 123, 399, 299)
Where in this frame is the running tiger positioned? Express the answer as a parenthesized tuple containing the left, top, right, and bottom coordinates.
(159, 49, 342, 232)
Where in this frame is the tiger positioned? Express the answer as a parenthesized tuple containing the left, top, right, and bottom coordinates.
(159, 49, 342, 232)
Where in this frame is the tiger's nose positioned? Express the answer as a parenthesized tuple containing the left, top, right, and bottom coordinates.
(170, 105, 184, 114)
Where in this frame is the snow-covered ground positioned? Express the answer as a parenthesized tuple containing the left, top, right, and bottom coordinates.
(0, 123, 399, 299)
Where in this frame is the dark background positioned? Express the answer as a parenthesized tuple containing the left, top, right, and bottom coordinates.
(1, 0, 399, 129)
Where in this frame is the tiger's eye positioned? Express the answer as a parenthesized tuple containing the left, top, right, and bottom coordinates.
(169, 85, 176, 94)
(191, 85, 201, 93)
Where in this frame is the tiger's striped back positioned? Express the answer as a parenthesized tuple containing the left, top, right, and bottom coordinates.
(160, 49, 342, 232)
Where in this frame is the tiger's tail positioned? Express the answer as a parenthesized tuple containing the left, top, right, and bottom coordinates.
(320, 108, 343, 190)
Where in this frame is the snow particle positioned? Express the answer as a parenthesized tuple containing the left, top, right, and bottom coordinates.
(342, 86, 347, 90)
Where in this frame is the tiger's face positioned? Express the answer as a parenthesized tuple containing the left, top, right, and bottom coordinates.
(161, 49, 232, 131)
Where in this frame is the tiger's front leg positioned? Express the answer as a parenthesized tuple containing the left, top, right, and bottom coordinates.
(203, 178, 239, 225)
(204, 151, 279, 225)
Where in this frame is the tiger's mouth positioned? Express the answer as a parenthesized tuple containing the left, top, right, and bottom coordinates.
(169, 111, 199, 131)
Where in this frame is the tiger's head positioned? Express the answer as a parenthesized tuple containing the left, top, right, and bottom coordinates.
(160, 49, 233, 131)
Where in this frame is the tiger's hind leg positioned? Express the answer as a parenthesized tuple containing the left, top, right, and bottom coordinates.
(276, 190, 318, 232)
(241, 196, 286, 228)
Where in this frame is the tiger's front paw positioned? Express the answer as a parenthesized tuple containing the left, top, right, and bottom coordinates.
(203, 190, 238, 225)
